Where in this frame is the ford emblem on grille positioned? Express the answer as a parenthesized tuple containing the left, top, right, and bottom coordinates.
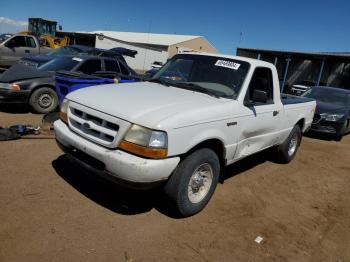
(82, 122, 91, 130)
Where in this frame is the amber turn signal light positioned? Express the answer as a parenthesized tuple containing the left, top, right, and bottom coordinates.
(118, 140, 167, 159)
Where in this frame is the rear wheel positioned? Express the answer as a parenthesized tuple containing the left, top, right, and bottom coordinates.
(29, 87, 58, 114)
(274, 125, 301, 164)
(164, 148, 220, 217)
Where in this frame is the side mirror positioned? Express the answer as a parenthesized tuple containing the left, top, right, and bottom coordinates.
(252, 90, 268, 103)
(244, 90, 268, 107)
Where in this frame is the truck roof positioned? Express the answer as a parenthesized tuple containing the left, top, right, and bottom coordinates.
(182, 52, 275, 67)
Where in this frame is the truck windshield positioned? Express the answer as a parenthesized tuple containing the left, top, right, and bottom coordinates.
(38, 57, 80, 72)
(152, 54, 250, 99)
(303, 87, 350, 107)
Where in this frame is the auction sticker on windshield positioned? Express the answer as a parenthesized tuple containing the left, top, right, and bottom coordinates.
(215, 60, 240, 70)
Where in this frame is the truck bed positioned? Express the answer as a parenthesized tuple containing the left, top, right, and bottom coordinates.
(281, 94, 314, 105)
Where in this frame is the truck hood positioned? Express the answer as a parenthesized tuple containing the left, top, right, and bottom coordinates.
(0, 64, 52, 83)
(67, 82, 235, 129)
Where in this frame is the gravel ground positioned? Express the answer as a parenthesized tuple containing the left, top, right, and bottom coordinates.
(0, 111, 349, 262)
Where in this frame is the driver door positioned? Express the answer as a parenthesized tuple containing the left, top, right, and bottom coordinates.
(1, 35, 27, 66)
(234, 67, 283, 160)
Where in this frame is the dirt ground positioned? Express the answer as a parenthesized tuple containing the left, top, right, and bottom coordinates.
(0, 110, 349, 262)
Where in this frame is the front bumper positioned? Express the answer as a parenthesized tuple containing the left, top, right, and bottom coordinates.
(310, 120, 345, 135)
(54, 120, 180, 185)
(0, 88, 30, 103)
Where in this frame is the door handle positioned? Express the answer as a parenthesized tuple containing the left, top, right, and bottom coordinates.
(273, 110, 279, 116)
(25, 50, 30, 53)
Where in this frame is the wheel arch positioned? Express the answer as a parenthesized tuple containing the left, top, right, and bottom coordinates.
(181, 138, 227, 182)
(295, 118, 305, 132)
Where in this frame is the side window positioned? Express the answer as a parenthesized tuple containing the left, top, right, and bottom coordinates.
(245, 67, 274, 104)
(77, 59, 102, 74)
(105, 59, 121, 73)
(8, 36, 27, 47)
(118, 62, 130, 75)
(26, 37, 37, 48)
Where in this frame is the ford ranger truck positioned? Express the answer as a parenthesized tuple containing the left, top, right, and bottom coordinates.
(54, 53, 316, 217)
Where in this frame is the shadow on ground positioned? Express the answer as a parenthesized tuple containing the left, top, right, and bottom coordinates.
(304, 131, 344, 141)
(52, 155, 181, 218)
(0, 104, 30, 114)
(52, 151, 271, 218)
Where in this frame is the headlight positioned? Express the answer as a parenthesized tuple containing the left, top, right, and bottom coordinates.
(119, 124, 167, 158)
(320, 113, 345, 121)
(59, 99, 69, 123)
(0, 83, 11, 89)
(0, 83, 20, 91)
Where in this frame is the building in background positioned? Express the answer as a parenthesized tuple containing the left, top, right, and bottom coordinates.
(237, 48, 350, 93)
(94, 31, 217, 72)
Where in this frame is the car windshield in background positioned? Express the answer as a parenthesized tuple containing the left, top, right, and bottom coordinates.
(302, 87, 350, 107)
(46, 46, 82, 56)
(38, 57, 80, 72)
(152, 54, 250, 99)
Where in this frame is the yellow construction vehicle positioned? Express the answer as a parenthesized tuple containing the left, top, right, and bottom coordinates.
(20, 18, 70, 48)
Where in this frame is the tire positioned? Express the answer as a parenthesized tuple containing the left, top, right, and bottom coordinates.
(274, 125, 302, 164)
(29, 87, 58, 114)
(164, 148, 220, 217)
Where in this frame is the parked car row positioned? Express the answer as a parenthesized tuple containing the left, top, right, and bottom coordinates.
(0, 45, 139, 113)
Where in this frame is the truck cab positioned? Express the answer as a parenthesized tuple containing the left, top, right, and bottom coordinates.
(0, 34, 49, 68)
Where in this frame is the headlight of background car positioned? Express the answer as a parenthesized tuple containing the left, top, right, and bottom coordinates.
(0, 83, 11, 89)
(119, 124, 168, 158)
(0, 82, 20, 91)
(320, 113, 344, 121)
(59, 99, 69, 123)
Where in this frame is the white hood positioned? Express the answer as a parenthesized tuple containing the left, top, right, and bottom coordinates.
(67, 82, 236, 129)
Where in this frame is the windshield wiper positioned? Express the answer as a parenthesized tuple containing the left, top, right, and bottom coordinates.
(172, 82, 221, 98)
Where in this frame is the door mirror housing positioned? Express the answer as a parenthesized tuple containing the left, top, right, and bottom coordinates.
(244, 90, 268, 107)
(252, 89, 268, 103)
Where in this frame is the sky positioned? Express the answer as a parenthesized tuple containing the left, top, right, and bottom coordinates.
(1, 0, 349, 54)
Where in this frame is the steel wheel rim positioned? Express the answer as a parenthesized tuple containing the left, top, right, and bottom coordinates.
(38, 93, 52, 108)
(288, 133, 298, 156)
(188, 163, 213, 204)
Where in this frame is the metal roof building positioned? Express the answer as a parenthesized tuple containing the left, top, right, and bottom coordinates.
(237, 47, 350, 92)
(94, 31, 218, 72)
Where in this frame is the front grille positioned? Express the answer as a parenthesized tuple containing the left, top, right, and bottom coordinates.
(67, 102, 130, 148)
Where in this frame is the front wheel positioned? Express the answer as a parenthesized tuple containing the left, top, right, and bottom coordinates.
(274, 125, 302, 164)
(164, 148, 220, 217)
(29, 87, 58, 114)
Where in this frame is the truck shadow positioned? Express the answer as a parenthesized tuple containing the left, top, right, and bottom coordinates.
(52, 155, 180, 218)
(223, 150, 268, 181)
(52, 152, 271, 218)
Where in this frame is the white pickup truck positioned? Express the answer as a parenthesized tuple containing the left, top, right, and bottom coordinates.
(0, 34, 50, 69)
(54, 53, 316, 216)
